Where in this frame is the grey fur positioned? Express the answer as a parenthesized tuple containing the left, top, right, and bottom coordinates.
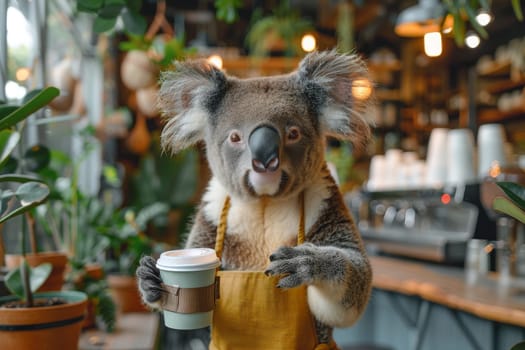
(137, 50, 373, 347)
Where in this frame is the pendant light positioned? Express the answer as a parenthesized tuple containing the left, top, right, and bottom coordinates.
(395, 0, 445, 37)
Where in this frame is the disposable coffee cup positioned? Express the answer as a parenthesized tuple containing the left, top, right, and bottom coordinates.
(156, 248, 220, 330)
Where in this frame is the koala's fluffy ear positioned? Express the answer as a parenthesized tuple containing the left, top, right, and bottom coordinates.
(158, 60, 226, 154)
(296, 50, 372, 146)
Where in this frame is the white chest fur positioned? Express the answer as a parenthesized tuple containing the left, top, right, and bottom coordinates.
(201, 177, 331, 269)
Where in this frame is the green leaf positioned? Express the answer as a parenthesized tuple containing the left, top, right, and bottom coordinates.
(93, 16, 117, 33)
(512, 0, 524, 21)
(135, 202, 169, 230)
(0, 105, 20, 120)
(121, 8, 147, 35)
(0, 129, 20, 168)
(125, 0, 142, 13)
(16, 181, 50, 204)
(23, 144, 51, 172)
(99, 0, 125, 19)
(0, 157, 18, 175)
(0, 87, 59, 131)
(77, 0, 104, 13)
(0, 174, 46, 183)
(0, 181, 49, 224)
(5, 262, 53, 299)
(0, 190, 13, 216)
(464, 4, 488, 39)
(493, 196, 525, 224)
(21, 89, 44, 105)
(511, 340, 525, 350)
(496, 182, 525, 210)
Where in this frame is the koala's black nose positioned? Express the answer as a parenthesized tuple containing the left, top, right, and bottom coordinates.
(248, 126, 280, 173)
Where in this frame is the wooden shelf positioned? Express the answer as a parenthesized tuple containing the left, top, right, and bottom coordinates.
(367, 60, 402, 72)
(375, 89, 402, 102)
(478, 107, 525, 123)
(483, 78, 525, 95)
(477, 60, 512, 77)
(223, 57, 301, 70)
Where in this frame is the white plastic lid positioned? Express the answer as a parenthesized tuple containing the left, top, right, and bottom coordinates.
(156, 248, 220, 272)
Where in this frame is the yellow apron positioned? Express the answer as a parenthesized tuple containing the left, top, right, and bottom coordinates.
(209, 195, 339, 350)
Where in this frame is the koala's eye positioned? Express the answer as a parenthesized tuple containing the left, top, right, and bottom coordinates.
(286, 127, 301, 143)
(229, 131, 242, 144)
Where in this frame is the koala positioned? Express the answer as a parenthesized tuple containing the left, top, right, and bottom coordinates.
(137, 50, 373, 348)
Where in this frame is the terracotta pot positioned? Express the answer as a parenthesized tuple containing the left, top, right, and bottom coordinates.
(83, 298, 97, 330)
(75, 264, 104, 330)
(0, 291, 87, 350)
(5, 252, 68, 292)
(107, 274, 148, 313)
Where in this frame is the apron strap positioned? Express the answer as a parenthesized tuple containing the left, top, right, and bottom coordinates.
(215, 192, 306, 260)
(215, 196, 231, 260)
(297, 191, 306, 245)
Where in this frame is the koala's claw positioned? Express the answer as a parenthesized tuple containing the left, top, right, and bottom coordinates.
(136, 256, 165, 304)
(265, 245, 317, 289)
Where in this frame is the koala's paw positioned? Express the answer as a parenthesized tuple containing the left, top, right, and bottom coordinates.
(264, 243, 349, 289)
(136, 256, 165, 307)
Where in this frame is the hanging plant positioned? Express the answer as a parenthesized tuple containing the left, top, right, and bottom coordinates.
(442, 0, 524, 46)
(245, 1, 314, 57)
(76, 0, 147, 35)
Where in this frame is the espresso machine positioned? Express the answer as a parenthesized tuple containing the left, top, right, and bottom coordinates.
(346, 183, 496, 265)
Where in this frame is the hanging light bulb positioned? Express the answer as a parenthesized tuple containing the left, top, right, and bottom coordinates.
(424, 32, 442, 57)
(301, 34, 317, 52)
(207, 54, 223, 69)
(476, 9, 492, 26)
(352, 78, 373, 100)
(465, 31, 481, 48)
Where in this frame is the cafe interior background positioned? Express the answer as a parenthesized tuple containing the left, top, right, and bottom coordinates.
(1, 0, 525, 349)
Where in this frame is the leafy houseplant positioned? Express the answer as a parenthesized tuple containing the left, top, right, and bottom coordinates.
(245, 0, 313, 57)
(101, 202, 169, 313)
(34, 140, 117, 331)
(1, 92, 70, 293)
(0, 87, 87, 349)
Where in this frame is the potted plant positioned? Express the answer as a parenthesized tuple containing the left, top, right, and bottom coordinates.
(0, 87, 87, 349)
(32, 129, 118, 331)
(1, 109, 69, 292)
(100, 202, 169, 313)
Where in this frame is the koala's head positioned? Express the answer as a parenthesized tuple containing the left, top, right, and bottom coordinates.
(158, 51, 371, 200)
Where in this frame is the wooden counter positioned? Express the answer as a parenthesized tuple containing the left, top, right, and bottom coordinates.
(370, 256, 525, 328)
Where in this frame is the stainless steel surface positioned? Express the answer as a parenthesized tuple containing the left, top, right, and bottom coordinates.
(347, 186, 479, 263)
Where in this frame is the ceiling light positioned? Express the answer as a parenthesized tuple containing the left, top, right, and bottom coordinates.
(424, 32, 442, 57)
(476, 9, 492, 26)
(395, 0, 445, 37)
(465, 31, 481, 48)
